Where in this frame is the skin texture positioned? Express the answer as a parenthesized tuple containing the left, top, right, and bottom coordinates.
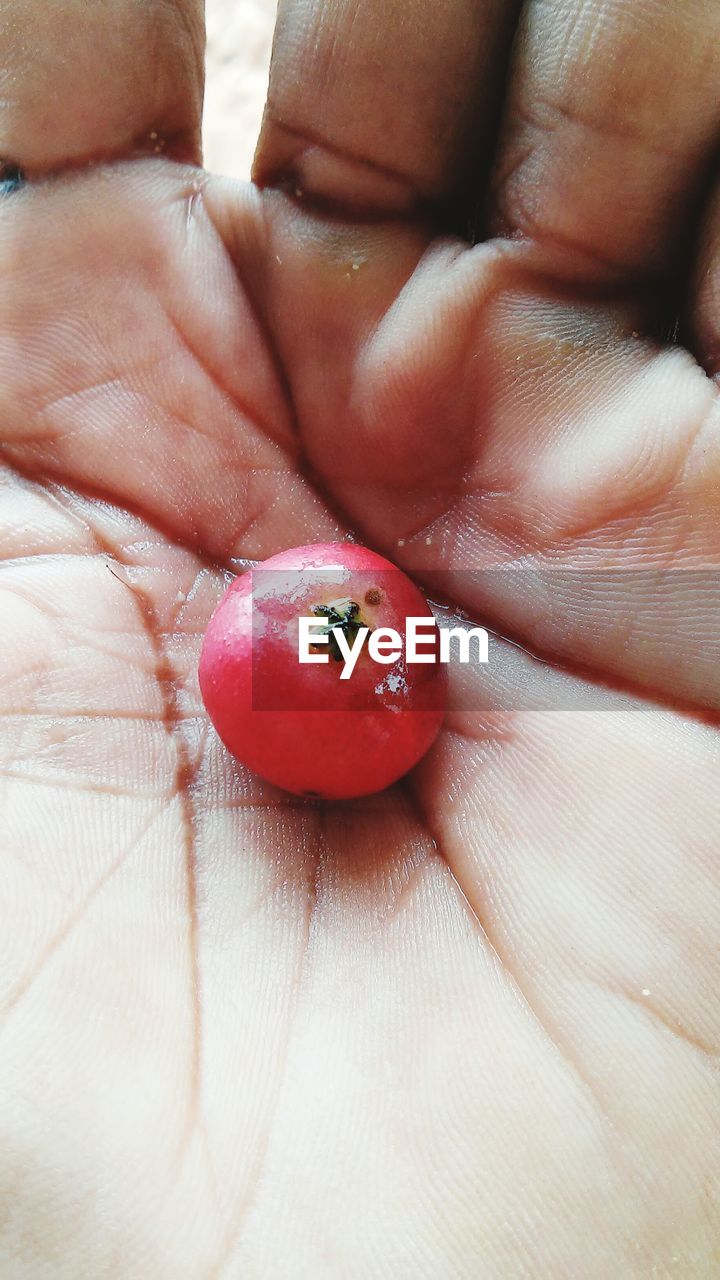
(0, 1, 720, 1277)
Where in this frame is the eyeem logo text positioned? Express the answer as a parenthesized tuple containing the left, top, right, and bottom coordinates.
(299, 616, 489, 680)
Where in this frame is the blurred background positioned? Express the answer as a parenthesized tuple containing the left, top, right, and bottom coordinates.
(204, 0, 277, 179)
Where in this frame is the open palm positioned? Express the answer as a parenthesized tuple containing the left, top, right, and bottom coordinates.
(1, 1, 719, 1275)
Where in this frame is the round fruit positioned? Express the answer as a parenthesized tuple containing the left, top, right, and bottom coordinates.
(198, 542, 446, 799)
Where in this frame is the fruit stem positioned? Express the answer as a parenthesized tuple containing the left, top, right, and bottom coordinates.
(311, 598, 370, 662)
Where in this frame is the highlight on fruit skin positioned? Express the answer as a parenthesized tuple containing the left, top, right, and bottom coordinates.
(198, 542, 447, 800)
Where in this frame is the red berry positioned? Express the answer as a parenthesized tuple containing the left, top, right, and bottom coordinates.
(199, 542, 446, 799)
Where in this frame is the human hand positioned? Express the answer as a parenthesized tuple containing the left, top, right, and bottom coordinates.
(1, 1, 719, 1275)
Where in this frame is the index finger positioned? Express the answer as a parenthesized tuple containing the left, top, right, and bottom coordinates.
(0, 0, 205, 173)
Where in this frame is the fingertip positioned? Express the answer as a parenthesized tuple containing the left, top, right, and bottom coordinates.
(0, 0, 205, 174)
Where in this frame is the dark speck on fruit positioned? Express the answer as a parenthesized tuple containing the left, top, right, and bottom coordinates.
(364, 588, 382, 606)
